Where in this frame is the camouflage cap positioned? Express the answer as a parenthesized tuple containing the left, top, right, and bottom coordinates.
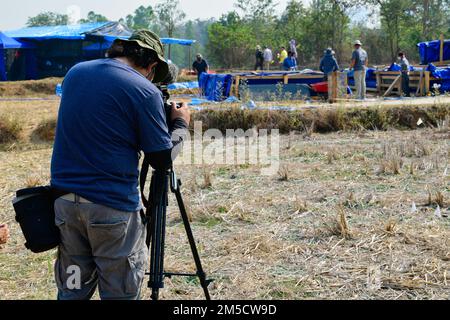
(117, 29, 169, 83)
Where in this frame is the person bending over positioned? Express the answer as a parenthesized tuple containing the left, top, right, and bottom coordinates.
(51, 30, 190, 300)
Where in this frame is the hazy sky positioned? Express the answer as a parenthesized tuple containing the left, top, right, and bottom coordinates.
(0, 0, 297, 31)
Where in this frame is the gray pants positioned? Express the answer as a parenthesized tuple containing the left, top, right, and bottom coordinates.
(54, 196, 147, 300)
(354, 69, 367, 100)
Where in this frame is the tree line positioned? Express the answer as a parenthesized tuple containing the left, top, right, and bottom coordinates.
(25, 0, 450, 69)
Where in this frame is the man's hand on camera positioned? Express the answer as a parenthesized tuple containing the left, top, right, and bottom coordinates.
(170, 102, 191, 127)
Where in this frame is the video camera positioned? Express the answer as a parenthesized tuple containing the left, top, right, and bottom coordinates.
(155, 62, 181, 130)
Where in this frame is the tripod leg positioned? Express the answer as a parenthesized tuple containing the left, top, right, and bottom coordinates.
(173, 182, 212, 300)
(148, 171, 169, 301)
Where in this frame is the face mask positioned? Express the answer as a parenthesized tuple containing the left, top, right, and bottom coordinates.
(146, 67, 156, 81)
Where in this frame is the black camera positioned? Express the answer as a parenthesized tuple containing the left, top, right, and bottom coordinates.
(156, 83, 183, 131)
(156, 62, 181, 131)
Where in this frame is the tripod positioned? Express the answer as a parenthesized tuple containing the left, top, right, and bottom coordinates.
(143, 168, 213, 301)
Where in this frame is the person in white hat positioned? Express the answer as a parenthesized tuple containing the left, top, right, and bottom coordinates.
(350, 40, 368, 100)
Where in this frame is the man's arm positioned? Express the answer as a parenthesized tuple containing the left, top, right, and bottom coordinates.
(334, 58, 340, 71)
(350, 51, 356, 69)
(145, 103, 190, 171)
(146, 118, 188, 171)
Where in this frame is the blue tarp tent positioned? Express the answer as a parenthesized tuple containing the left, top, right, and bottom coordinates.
(1, 32, 35, 49)
(0, 32, 36, 81)
(3, 22, 197, 79)
(0, 48, 5, 81)
(4, 23, 112, 40)
(3, 22, 133, 79)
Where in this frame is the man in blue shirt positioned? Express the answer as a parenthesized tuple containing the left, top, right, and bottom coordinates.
(350, 40, 368, 100)
(283, 51, 298, 71)
(51, 30, 190, 300)
(320, 48, 339, 81)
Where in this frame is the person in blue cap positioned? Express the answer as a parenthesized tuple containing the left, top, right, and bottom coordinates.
(320, 48, 339, 81)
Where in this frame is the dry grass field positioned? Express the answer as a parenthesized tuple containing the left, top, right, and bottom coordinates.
(0, 96, 449, 300)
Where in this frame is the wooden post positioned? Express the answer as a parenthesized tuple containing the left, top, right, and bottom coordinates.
(328, 72, 338, 103)
(440, 34, 445, 65)
(234, 75, 241, 98)
(283, 74, 289, 84)
(424, 71, 430, 95)
(332, 72, 338, 103)
(189, 46, 192, 71)
(416, 70, 424, 96)
(376, 72, 381, 95)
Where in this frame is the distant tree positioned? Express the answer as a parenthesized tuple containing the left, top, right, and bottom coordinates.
(365, 0, 414, 61)
(124, 5, 155, 30)
(78, 11, 109, 24)
(234, 0, 277, 46)
(156, 0, 186, 38)
(156, 0, 186, 58)
(26, 11, 69, 27)
(278, 0, 306, 60)
(280, 0, 305, 40)
(234, 0, 276, 19)
(415, 0, 450, 40)
(207, 11, 256, 68)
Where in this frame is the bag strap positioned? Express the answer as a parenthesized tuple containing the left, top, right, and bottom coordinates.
(139, 156, 151, 225)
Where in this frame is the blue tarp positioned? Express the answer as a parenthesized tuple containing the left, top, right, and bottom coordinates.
(4, 23, 110, 40)
(0, 32, 36, 81)
(426, 63, 450, 79)
(83, 41, 113, 51)
(0, 32, 35, 49)
(387, 63, 424, 72)
(347, 68, 377, 88)
(160, 38, 196, 46)
(426, 63, 450, 92)
(101, 36, 197, 46)
(168, 81, 199, 90)
(418, 40, 450, 65)
(199, 73, 233, 101)
(0, 50, 6, 81)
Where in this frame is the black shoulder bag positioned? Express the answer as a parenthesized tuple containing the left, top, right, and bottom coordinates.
(13, 186, 69, 253)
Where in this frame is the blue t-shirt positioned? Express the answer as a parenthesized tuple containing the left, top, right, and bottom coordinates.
(51, 59, 173, 212)
(283, 57, 297, 70)
(352, 48, 368, 71)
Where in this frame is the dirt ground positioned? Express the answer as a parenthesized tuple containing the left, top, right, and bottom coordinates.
(0, 97, 449, 300)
